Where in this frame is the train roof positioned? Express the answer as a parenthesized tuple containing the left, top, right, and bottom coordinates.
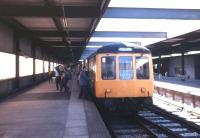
(95, 42, 151, 54)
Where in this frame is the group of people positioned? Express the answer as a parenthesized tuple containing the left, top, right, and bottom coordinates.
(48, 64, 90, 100)
(54, 65, 72, 93)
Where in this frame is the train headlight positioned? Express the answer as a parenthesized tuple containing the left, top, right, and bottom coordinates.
(105, 88, 111, 93)
(141, 87, 146, 93)
(105, 88, 112, 98)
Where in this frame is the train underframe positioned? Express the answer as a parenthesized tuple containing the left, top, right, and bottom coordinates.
(96, 97, 153, 112)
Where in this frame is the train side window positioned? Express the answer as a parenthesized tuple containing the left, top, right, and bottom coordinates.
(119, 56, 133, 80)
(101, 56, 116, 80)
(136, 56, 149, 79)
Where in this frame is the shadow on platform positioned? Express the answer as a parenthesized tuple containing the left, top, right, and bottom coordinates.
(8, 92, 70, 102)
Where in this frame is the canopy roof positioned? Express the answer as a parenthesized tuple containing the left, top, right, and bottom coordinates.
(0, 0, 200, 63)
(0, 0, 111, 63)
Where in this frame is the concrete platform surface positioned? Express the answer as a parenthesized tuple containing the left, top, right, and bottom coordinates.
(154, 76, 200, 96)
(0, 76, 111, 138)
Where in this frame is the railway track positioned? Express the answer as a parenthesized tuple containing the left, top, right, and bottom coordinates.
(95, 100, 200, 138)
(137, 108, 200, 137)
(153, 94, 200, 126)
(101, 111, 157, 138)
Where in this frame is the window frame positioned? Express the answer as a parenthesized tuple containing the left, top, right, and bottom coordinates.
(0, 52, 16, 80)
(118, 56, 134, 80)
(135, 56, 150, 80)
(101, 56, 116, 80)
(19, 56, 33, 77)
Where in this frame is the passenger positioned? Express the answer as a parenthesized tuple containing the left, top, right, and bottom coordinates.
(85, 70, 91, 100)
(55, 65, 61, 90)
(78, 66, 89, 99)
(48, 71, 53, 84)
(76, 70, 80, 83)
(60, 67, 72, 93)
(165, 72, 168, 77)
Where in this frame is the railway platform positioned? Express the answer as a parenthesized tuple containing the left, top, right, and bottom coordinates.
(0, 76, 110, 138)
(154, 76, 200, 113)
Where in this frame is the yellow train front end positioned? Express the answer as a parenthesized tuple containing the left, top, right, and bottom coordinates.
(95, 53, 154, 100)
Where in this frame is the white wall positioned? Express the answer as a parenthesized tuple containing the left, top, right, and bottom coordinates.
(169, 56, 180, 77)
(185, 56, 195, 79)
(168, 55, 195, 79)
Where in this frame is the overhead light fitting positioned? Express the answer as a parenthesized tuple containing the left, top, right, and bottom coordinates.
(186, 51, 200, 55)
(51, 46, 65, 48)
(68, 40, 71, 44)
(160, 53, 182, 58)
(161, 55, 171, 58)
(86, 45, 102, 48)
(171, 43, 181, 47)
(152, 56, 159, 59)
(188, 39, 200, 43)
(163, 38, 184, 43)
(171, 53, 181, 57)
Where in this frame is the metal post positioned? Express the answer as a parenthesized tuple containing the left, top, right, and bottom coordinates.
(14, 32, 20, 89)
(158, 55, 161, 79)
(53, 58, 55, 69)
(48, 56, 50, 72)
(192, 95, 196, 108)
(41, 48, 45, 73)
(32, 43, 36, 82)
(181, 94, 185, 104)
(181, 52, 185, 76)
(181, 52, 186, 81)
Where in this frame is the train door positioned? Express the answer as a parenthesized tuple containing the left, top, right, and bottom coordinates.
(88, 57, 96, 91)
(118, 56, 133, 80)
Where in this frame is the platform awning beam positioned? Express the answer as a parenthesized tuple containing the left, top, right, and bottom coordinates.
(38, 41, 86, 46)
(93, 31, 167, 38)
(104, 8, 200, 20)
(0, 5, 100, 17)
(19, 30, 90, 37)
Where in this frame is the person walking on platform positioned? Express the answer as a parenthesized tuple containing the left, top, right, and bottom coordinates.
(85, 70, 91, 99)
(48, 71, 53, 84)
(55, 65, 62, 90)
(78, 66, 89, 99)
(60, 67, 72, 93)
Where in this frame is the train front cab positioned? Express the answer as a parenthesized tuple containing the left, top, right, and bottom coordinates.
(94, 53, 154, 104)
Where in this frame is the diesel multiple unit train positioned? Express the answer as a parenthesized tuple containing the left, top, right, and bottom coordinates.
(85, 42, 154, 105)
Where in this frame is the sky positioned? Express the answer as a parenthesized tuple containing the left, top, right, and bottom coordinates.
(80, 0, 200, 60)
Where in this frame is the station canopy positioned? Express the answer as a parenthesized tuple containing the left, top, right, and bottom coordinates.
(80, 0, 200, 60)
(1, 0, 200, 63)
(0, 0, 110, 63)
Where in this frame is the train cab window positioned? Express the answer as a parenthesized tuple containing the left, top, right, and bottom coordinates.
(101, 56, 116, 80)
(136, 56, 149, 79)
(119, 56, 133, 80)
